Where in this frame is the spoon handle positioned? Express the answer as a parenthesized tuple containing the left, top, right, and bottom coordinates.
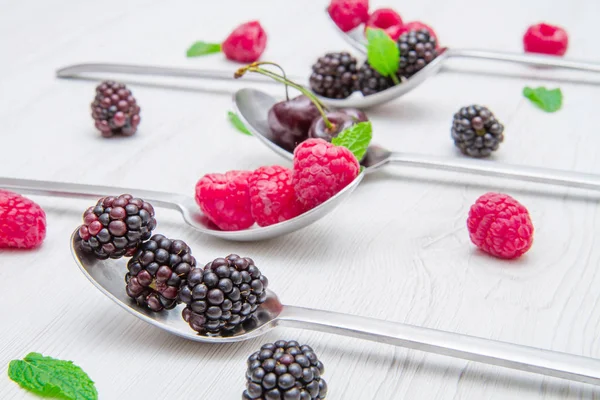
(278, 305, 600, 385)
(0, 176, 185, 211)
(384, 153, 600, 191)
(447, 49, 600, 73)
(56, 63, 307, 85)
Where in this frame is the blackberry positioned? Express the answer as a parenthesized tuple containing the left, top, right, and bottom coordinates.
(91, 81, 141, 137)
(243, 340, 327, 400)
(179, 254, 268, 335)
(78, 194, 157, 259)
(397, 29, 438, 78)
(309, 52, 358, 99)
(125, 234, 196, 312)
(357, 62, 396, 96)
(451, 105, 505, 158)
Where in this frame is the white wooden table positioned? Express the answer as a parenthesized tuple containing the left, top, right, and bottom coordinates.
(2, 0, 600, 398)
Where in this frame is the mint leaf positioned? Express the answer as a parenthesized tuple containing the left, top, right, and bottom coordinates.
(523, 86, 563, 112)
(332, 121, 372, 160)
(366, 28, 400, 84)
(227, 111, 251, 135)
(8, 353, 98, 400)
(186, 41, 222, 57)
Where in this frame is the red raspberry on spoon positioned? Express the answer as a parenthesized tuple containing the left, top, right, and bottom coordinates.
(523, 23, 568, 56)
(186, 21, 267, 63)
(328, 0, 370, 32)
(365, 8, 403, 40)
(249, 166, 302, 227)
(0, 190, 46, 249)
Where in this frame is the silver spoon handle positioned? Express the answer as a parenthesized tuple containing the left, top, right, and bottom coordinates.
(56, 63, 306, 85)
(385, 153, 600, 191)
(447, 49, 600, 73)
(279, 305, 600, 385)
(0, 176, 185, 211)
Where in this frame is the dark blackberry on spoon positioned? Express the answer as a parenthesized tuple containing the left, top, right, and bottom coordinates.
(309, 51, 359, 99)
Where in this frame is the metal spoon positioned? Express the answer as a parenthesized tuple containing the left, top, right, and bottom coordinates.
(71, 230, 600, 385)
(0, 175, 362, 242)
(233, 87, 600, 191)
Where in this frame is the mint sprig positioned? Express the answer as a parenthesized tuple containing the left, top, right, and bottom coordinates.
(332, 121, 372, 160)
(523, 86, 563, 112)
(227, 111, 252, 135)
(8, 353, 98, 400)
(366, 28, 400, 85)
(186, 41, 222, 57)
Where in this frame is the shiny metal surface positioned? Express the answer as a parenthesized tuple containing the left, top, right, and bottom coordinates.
(72, 230, 600, 385)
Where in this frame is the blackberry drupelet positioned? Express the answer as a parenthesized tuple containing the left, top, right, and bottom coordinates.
(179, 254, 268, 334)
(243, 340, 327, 400)
(91, 81, 141, 137)
(357, 62, 396, 96)
(125, 234, 196, 312)
(309, 52, 358, 99)
(77, 194, 157, 259)
(397, 29, 438, 78)
(451, 105, 505, 158)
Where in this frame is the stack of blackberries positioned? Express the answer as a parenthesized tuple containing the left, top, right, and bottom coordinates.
(309, 28, 438, 98)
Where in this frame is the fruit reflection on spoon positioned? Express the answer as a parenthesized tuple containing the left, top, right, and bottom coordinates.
(233, 87, 600, 191)
(70, 230, 600, 386)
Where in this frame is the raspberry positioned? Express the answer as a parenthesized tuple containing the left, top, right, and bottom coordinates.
(249, 166, 302, 227)
(195, 170, 254, 231)
(523, 23, 568, 56)
(328, 0, 370, 32)
(222, 21, 267, 63)
(365, 8, 403, 39)
(0, 190, 46, 249)
(292, 138, 360, 211)
(395, 21, 439, 46)
(467, 193, 534, 260)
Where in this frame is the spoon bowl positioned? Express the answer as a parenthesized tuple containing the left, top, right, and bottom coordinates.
(70, 229, 600, 386)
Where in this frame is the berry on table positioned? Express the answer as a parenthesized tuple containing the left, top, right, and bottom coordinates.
(451, 105, 504, 158)
(222, 21, 268, 63)
(0, 190, 46, 249)
(78, 194, 157, 259)
(195, 170, 255, 231)
(328, 0, 370, 32)
(91, 81, 140, 137)
(523, 23, 568, 56)
(180, 254, 268, 334)
(292, 138, 360, 211)
(397, 29, 438, 78)
(467, 192, 534, 259)
(365, 8, 403, 40)
(395, 21, 439, 45)
(268, 95, 322, 153)
(357, 62, 396, 96)
(249, 166, 302, 227)
(309, 52, 359, 99)
(125, 234, 196, 312)
(243, 340, 327, 400)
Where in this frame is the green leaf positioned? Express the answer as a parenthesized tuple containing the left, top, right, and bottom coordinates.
(8, 353, 98, 400)
(366, 28, 400, 84)
(523, 86, 563, 112)
(227, 111, 252, 135)
(332, 121, 373, 160)
(186, 41, 222, 57)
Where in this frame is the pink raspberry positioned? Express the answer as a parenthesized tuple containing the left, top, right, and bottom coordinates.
(195, 171, 254, 231)
(365, 8, 403, 39)
(0, 190, 46, 249)
(292, 138, 360, 211)
(249, 166, 302, 227)
(467, 192, 534, 260)
(328, 0, 370, 32)
(523, 23, 568, 56)
(222, 21, 267, 63)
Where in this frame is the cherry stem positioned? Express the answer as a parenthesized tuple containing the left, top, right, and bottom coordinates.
(235, 63, 333, 130)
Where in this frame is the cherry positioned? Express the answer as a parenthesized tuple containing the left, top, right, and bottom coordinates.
(341, 108, 368, 123)
(308, 112, 355, 142)
(523, 23, 568, 56)
(268, 95, 321, 152)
